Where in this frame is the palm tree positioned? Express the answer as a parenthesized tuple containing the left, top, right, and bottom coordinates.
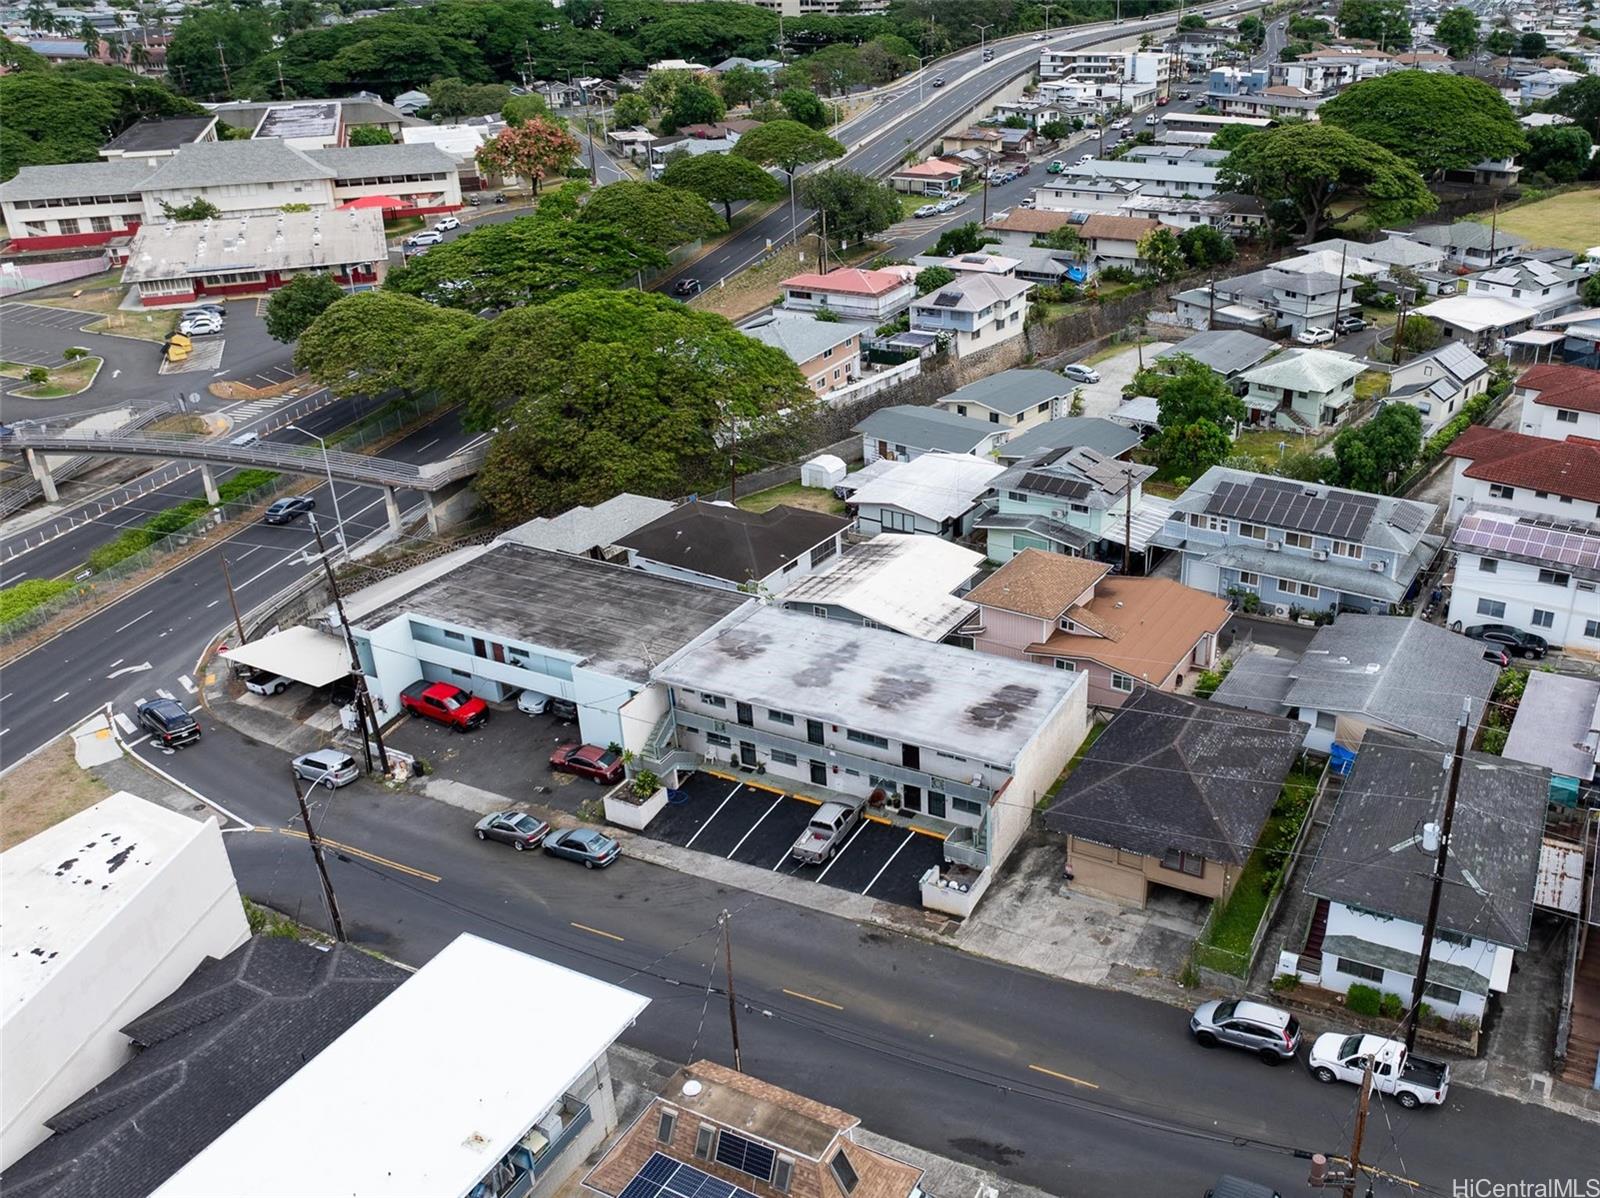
(79, 17, 101, 58)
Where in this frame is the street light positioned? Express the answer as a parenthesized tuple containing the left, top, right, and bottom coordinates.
(286, 423, 347, 561)
(973, 21, 994, 55)
(916, 52, 936, 103)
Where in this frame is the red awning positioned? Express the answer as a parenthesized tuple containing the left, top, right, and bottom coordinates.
(336, 195, 404, 210)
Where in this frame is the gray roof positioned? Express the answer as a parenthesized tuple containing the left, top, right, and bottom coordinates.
(1, 938, 404, 1198)
(141, 140, 334, 191)
(972, 509, 1094, 551)
(1042, 687, 1304, 865)
(1502, 670, 1600, 782)
(617, 502, 851, 585)
(1157, 330, 1277, 377)
(940, 369, 1071, 418)
(1307, 729, 1548, 948)
(358, 543, 748, 685)
(1400, 341, 1490, 386)
(1210, 651, 1298, 716)
(1407, 222, 1529, 253)
(1240, 348, 1365, 395)
(209, 97, 417, 129)
(656, 605, 1082, 768)
(995, 416, 1141, 463)
(1285, 616, 1500, 746)
(309, 143, 459, 177)
(854, 405, 1001, 454)
(497, 493, 674, 555)
(0, 158, 158, 202)
(101, 116, 217, 154)
(1005, 246, 1078, 280)
(993, 445, 1155, 510)
(741, 311, 871, 363)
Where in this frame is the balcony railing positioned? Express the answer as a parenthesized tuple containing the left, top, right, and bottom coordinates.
(472, 1097, 593, 1198)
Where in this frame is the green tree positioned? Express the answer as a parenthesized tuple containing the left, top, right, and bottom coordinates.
(1220, 123, 1435, 243)
(160, 197, 222, 221)
(1582, 273, 1600, 308)
(386, 215, 666, 310)
(1178, 13, 1208, 30)
(1137, 353, 1246, 439)
(347, 124, 393, 146)
(733, 119, 843, 220)
(799, 42, 862, 96)
(264, 272, 345, 343)
(719, 64, 771, 108)
(1287, 16, 1330, 39)
(0, 67, 202, 181)
(1541, 76, 1600, 137)
(1039, 118, 1071, 140)
(167, 2, 274, 96)
(1237, 15, 1266, 46)
(1336, 0, 1410, 47)
(294, 290, 478, 397)
(1162, 419, 1233, 478)
(475, 116, 581, 194)
(1518, 31, 1548, 57)
(796, 167, 900, 244)
(1136, 227, 1186, 280)
(1331, 402, 1421, 491)
(1209, 121, 1267, 152)
(578, 180, 725, 251)
(501, 93, 553, 127)
(1320, 72, 1524, 175)
(1523, 124, 1595, 181)
(915, 265, 956, 294)
(459, 290, 817, 520)
(661, 80, 725, 133)
(1484, 29, 1517, 56)
(1436, 7, 1480, 57)
(857, 36, 913, 84)
(1394, 314, 1443, 354)
(1178, 225, 1236, 269)
(1035, 225, 1085, 254)
(932, 221, 999, 257)
(611, 90, 652, 128)
(427, 77, 511, 119)
(779, 87, 828, 129)
(660, 151, 783, 220)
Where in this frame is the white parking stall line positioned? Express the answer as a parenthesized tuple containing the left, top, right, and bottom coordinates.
(815, 817, 871, 882)
(863, 831, 917, 897)
(731, 794, 785, 862)
(156, 688, 176, 700)
(113, 711, 138, 735)
(685, 782, 742, 849)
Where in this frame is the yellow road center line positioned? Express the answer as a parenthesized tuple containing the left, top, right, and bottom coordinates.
(1028, 1063, 1099, 1089)
(782, 988, 844, 1011)
(572, 922, 625, 942)
(275, 828, 442, 883)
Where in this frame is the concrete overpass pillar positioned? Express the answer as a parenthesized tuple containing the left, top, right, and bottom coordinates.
(384, 486, 404, 535)
(25, 448, 58, 503)
(199, 464, 220, 505)
(424, 491, 441, 535)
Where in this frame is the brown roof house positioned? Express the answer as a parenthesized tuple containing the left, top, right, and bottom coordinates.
(584, 1061, 923, 1198)
(965, 549, 1231, 708)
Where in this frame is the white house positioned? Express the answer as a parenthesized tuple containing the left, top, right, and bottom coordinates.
(848, 451, 1005, 539)
(1411, 294, 1540, 355)
(614, 502, 853, 595)
(1514, 362, 1600, 441)
(1387, 342, 1491, 436)
(777, 534, 984, 642)
(1058, 158, 1222, 197)
(779, 265, 917, 323)
(1077, 213, 1163, 275)
(936, 369, 1073, 432)
(1296, 729, 1548, 1024)
(1394, 222, 1528, 269)
(909, 272, 1032, 359)
(1445, 426, 1600, 525)
(1447, 505, 1600, 650)
(1238, 348, 1365, 431)
(1, 794, 249, 1168)
(1466, 258, 1587, 321)
(853, 404, 1011, 465)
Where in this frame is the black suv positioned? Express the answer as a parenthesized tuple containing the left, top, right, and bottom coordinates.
(264, 495, 316, 524)
(1463, 623, 1548, 659)
(137, 698, 201, 748)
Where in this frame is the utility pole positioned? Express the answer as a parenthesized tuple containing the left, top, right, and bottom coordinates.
(1392, 280, 1411, 367)
(291, 765, 347, 942)
(1489, 197, 1500, 265)
(1342, 1058, 1374, 1198)
(308, 515, 387, 777)
(1207, 276, 1216, 331)
(214, 39, 231, 94)
(1122, 467, 1134, 575)
(220, 556, 246, 647)
(1331, 242, 1348, 331)
(819, 205, 828, 274)
(981, 150, 992, 223)
(1404, 698, 1471, 1054)
(719, 909, 743, 1071)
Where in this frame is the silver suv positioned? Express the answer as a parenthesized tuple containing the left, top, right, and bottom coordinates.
(1189, 999, 1300, 1063)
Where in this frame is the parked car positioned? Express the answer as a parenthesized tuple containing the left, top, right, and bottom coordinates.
(791, 799, 864, 865)
(1063, 362, 1100, 383)
(516, 689, 548, 715)
(404, 230, 443, 248)
(674, 278, 702, 297)
(292, 748, 360, 788)
(1308, 1032, 1450, 1108)
(181, 307, 224, 327)
(183, 303, 225, 318)
(399, 680, 488, 730)
(913, 203, 941, 218)
(179, 313, 223, 336)
(544, 827, 621, 868)
(244, 670, 292, 697)
(434, 215, 461, 232)
(1156, 95, 1170, 106)
(1189, 999, 1301, 1063)
(548, 696, 579, 722)
(1295, 326, 1336, 346)
(136, 697, 200, 748)
(264, 494, 316, 524)
(550, 743, 624, 784)
(1047, 160, 1066, 173)
(1462, 623, 1548, 659)
(1019, 196, 1036, 209)
(1335, 315, 1368, 334)
(1076, 154, 1094, 165)
(475, 809, 551, 851)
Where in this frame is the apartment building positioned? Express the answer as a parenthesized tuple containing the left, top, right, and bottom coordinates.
(1445, 426, 1600, 526)
(1515, 362, 1600, 440)
(1447, 505, 1600, 650)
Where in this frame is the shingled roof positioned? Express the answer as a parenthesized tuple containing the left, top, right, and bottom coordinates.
(1446, 426, 1600, 503)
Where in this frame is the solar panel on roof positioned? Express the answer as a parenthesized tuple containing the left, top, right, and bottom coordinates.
(932, 291, 962, 307)
(621, 1154, 762, 1198)
(1017, 471, 1092, 500)
(714, 1130, 776, 1182)
(1388, 503, 1426, 535)
(1207, 477, 1377, 540)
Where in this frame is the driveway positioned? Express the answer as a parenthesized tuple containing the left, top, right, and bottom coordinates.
(1062, 342, 1173, 420)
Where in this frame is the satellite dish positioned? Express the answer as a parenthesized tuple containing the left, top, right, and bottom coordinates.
(682, 1080, 703, 1097)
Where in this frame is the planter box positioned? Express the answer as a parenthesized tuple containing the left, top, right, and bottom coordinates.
(920, 865, 994, 918)
(604, 786, 667, 830)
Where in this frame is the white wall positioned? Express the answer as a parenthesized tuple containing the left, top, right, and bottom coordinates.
(142, 178, 336, 221)
(1319, 901, 1511, 1021)
(993, 671, 1088, 866)
(1447, 551, 1600, 650)
(1448, 460, 1600, 525)
(1518, 389, 1600, 441)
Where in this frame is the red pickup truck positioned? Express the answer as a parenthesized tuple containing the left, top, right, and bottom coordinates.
(400, 681, 489, 731)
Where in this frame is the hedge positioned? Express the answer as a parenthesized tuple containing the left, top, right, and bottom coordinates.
(86, 471, 281, 574)
(0, 578, 75, 628)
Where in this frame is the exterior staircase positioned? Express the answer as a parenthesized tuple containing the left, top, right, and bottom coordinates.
(1559, 947, 1600, 1090)
(1278, 406, 1315, 433)
(1297, 897, 1331, 977)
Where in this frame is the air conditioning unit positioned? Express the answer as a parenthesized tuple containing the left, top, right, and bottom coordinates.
(1266, 541, 1282, 552)
(1369, 559, 1385, 572)
(1312, 550, 1329, 561)
(1273, 603, 1291, 617)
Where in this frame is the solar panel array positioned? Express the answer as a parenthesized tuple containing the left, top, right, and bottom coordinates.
(1387, 503, 1427, 535)
(1017, 471, 1092, 500)
(1206, 478, 1378, 540)
(1453, 511, 1600, 570)
(618, 1154, 761, 1198)
(714, 1131, 775, 1181)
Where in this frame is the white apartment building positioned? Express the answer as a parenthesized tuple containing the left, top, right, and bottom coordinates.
(1448, 506, 1600, 649)
(1515, 363, 1600, 441)
(1445, 426, 1600, 526)
(909, 272, 1033, 358)
(1040, 48, 1170, 92)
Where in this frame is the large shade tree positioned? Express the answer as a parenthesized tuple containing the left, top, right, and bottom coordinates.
(796, 167, 901, 245)
(576, 180, 725, 252)
(660, 152, 784, 220)
(294, 290, 479, 397)
(733, 119, 844, 229)
(475, 116, 581, 194)
(1320, 71, 1525, 175)
(167, 2, 274, 96)
(0, 67, 202, 180)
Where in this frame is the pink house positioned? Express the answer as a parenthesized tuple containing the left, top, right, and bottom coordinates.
(889, 158, 968, 196)
(964, 549, 1230, 708)
(780, 266, 918, 323)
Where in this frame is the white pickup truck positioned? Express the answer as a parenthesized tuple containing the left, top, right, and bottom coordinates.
(1307, 1032, 1450, 1109)
(791, 799, 864, 865)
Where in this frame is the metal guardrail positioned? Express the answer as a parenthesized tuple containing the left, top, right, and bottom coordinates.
(0, 405, 174, 518)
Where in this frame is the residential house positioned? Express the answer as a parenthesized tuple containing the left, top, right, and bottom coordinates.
(1515, 362, 1600, 440)
(982, 207, 1079, 249)
(1001, 246, 1087, 286)
(1156, 329, 1277, 385)
(994, 416, 1141, 465)
(99, 116, 219, 161)
(1032, 176, 1144, 214)
(848, 452, 1005, 539)
(1395, 222, 1529, 269)
(1058, 158, 1223, 197)
(645, 604, 1088, 910)
(1466, 259, 1588, 321)
(615, 503, 851, 596)
(392, 88, 431, 115)
(741, 311, 872, 397)
(942, 126, 1005, 156)
(1213, 616, 1498, 754)
(1238, 348, 1366, 431)
(936, 369, 1073, 432)
(1270, 56, 1360, 92)
(910, 250, 1020, 278)
(1412, 294, 1540, 355)
(778, 535, 984, 642)
(1502, 671, 1600, 793)
(888, 158, 967, 196)
(499, 493, 676, 559)
(854, 404, 1012, 465)
(1520, 66, 1587, 106)
(1445, 425, 1600, 525)
(1447, 505, 1600, 651)
(1040, 76, 1159, 113)
(908, 272, 1033, 358)
(967, 550, 1230, 706)
(1295, 729, 1547, 1023)
(1166, 29, 1232, 72)
(1119, 193, 1267, 236)
(1387, 341, 1492, 436)
(1303, 234, 1448, 276)
(1043, 688, 1304, 907)
(0, 794, 250, 1169)
(153, 936, 647, 1198)
(1149, 468, 1442, 614)
(1265, 252, 1364, 337)
(648, 136, 738, 176)
(1172, 272, 1277, 333)
(779, 266, 917, 323)
(1076, 213, 1163, 275)
(583, 1061, 923, 1198)
(978, 446, 1155, 564)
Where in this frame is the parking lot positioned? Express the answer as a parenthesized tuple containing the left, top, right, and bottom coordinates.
(644, 771, 945, 910)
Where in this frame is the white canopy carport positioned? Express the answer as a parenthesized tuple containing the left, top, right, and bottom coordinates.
(221, 626, 350, 687)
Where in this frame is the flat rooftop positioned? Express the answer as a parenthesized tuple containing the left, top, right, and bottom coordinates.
(253, 101, 341, 140)
(153, 935, 649, 1198)
(122, 209, 386, 283)
(358, 543, 748, 684)
(656, 606, 1080, 766)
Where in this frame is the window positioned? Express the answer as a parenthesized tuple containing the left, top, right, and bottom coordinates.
(1331, 540, 1362, 560)
(771, 749, 798, 766)
(442, 629, 466, 641)
(847, 729, 889, 749)
(1337, 957, 1385, 984)
(812, 606, 829, 618)
(1110, 673, 1135, 692)
(1488, 483, 1516, 500)
(1532, 609, 1555, 629)
(1237, 571, 1260, 587)
(657, 1108, 678, 1144)
(810, 539, 838, 567)
(1477, 598, 1506, 618)
(1237, 522, 1266, 540)
(1586, 621, 1600, 639)
(694, 1125, 716, 1160)
(1160, 848, 1204, 876)
(1188, 513, 1229, 533)
(1284, 531, 1314, 550)
(773, 1157, 795, 1194)
(715, 1130, 776, 1181)
(989, 411, 1000, 423)
(768, 709, 795, 725)
(1538, 569, 1570, 588)
(700, 693, 727, 708)
(1007, 491, 1029, 502)
(1037, 401, 1050, 413)
(823, 346, 834, 359)
(1053, 658, 1075, 670)
(829, 1149, 860, 1195)
(1478, 558, 1497, 574)
(952, 796, 983, 816)
(705, 732, 732, 748)
(1294, 581, 1320, 599)
(1423, 981, 1463, 1006)
(1557, 409, 1580, 424)
(781, 559, 798, 573)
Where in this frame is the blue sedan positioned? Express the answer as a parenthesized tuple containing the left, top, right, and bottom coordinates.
(543, 827, 621, 869)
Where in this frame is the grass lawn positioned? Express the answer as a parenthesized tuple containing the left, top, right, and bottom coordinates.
(0, 734, 114, 851)
(13, 357, 100, 398)
(897, 192, 938, 221)
(1082, 337, 1155, 367)
(33, 287, 177, 341)
(1232, 428, 1320, 463)
(1471, 187, 1600, 254)
(735, 479, 846, 516)
(385, 215, 425, 240)
(1355, 369, 1389, 403)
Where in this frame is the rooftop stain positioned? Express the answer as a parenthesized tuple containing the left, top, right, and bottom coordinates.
(965, 683, 1039, 731)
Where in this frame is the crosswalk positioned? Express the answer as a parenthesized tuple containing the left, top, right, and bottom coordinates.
(222, 392, 300, 425)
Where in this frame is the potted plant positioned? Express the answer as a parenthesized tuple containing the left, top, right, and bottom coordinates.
(604, 765, 669, 830)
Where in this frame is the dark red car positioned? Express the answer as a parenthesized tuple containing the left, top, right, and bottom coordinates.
(550, 743, 624, 784)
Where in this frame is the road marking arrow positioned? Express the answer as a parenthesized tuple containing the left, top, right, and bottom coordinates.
(107, 661, 153, 679)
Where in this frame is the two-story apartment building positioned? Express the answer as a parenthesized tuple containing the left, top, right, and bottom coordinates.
(1447, 505, 1600, 650)
(977, 446, 1155, 563)
(1040, 47, 1170, 88)
(909, 272, 1032, 358)
(1466, 258, 1588, 321)
(1076, 213, 1163, 275)
(1058, 159, 1222, 198)
(741, 311, 873, 397)
(646, 605, 1088, 905)
(779, 266, 917, 323)
(1238, 348, 1366, 431)
(1516, 362, 1600, 440)
(1445, 426, 1600, 526)
(936, 369, 1072, 432)
(1149, 469, 1441, 614)
(615, 502, 853, 596)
